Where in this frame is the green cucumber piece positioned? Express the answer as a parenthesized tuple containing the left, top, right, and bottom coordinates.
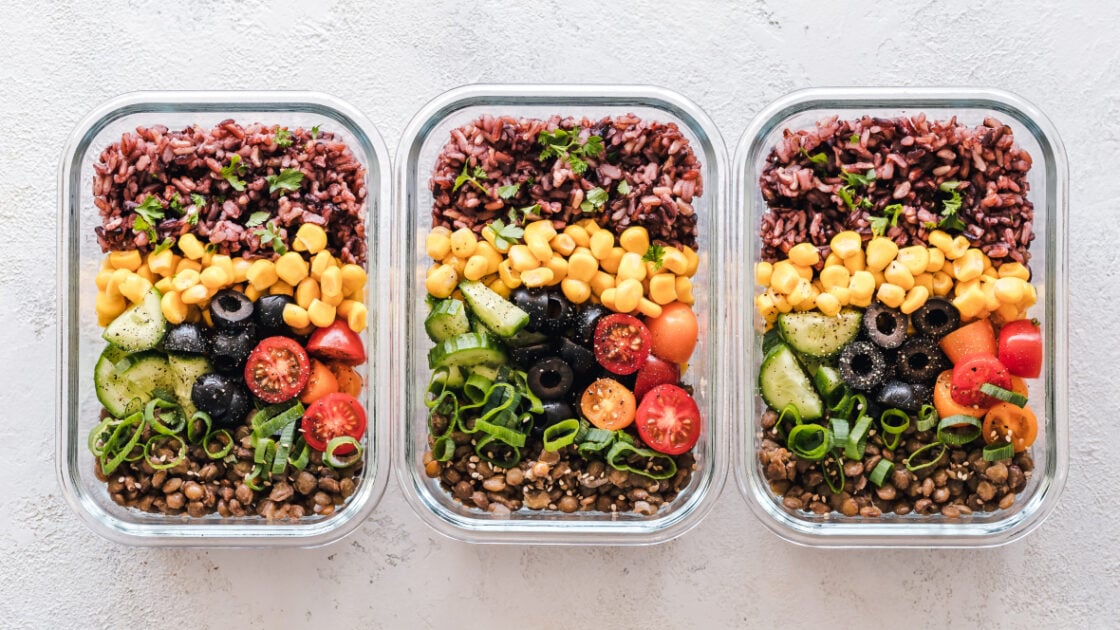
(458, 280, 529, 337)
(427, 333, 508, 369)
(94, 348, 176, 418)
(424, 299, 471, 342)
(102, 287, 168, 352)
(777, 308, 862, 358)
(759, 343, 823, 420)
(168, 353, 213, 417)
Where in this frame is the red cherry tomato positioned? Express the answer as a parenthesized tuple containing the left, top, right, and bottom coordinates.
(306, 319, 366, 365)
(593, 314, 651, 375)
(644, 302, 699, 364)
(300, 392, 367, 453)
(635, 384, 701, 455)
(633, 355, 680, 401)
(244, 336, 311, 403)
(998, 319, 1042, 378)
(950, 354, 1011, 407)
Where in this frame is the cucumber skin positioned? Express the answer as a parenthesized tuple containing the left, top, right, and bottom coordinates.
(424, 299, 471, 342)
(458, 281, 529, 337)
(102, 288, 168, 352)
(777, 309, 862, 358)
(168, 354, 213, 417)
(427, 333, 507, 369)
(759, 343, 823, 421)
(95, 348, 176, 417)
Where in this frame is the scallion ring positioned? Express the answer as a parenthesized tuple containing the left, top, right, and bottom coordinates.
(324, 436, 364, 469)
(253, 402, 304, 438)
(432, 435, 456, 462)
(287, 437, 310, 470)
(829, 418, 850, 449)
(787, 423, 832, 462)
(982, 441, 1015, 462)
(542, 419, 581, 452)
(850, 394, 869, 420)
(203, 429, 234, 460)
(822, 456, 846, 494)
(869, 458, 895, 487)
(463, 372, 494, 404)
(473, 433, 520, 469)
(936, 415, 982, 446)
(244, 463, 267, 491)
(88, 417, 119, 457)
(143, 434, 187, 471)
(829, 391, 854, 419)
(776, 403, 803, 433)
(879, 409, 910, 451)
(845, 415, 873, 461)
(980, 383, 1028, 407)
(916, 404, 938, 432)
(186, 411, 212, 445)
(271, 419, 298, 476)
(144, 398, 185, 436)
(253, 437, 276, 465)
(99, 412, 145, 476)
(904, 441, 947, 472)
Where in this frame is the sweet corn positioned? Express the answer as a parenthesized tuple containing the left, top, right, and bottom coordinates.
(545, 255, 568, 285)
(307, 299, 336, 328)
(159, 290, 187, 324)
(443, 254, 468, 277)
(631, 296, 660, 318)
(178, 233, 205, 260)
(596, 247, 621, 275)
(615, 278, 643, 313)
(425, 228, 451, 261)
(788, 242, 820, 267)
(946, 235, 971, 260)
(246, 259, 279, 291)
(172, 269, 201, 292)
(154, 276, 173, 294)
(866, 237, 899, 270)
(675, 276, 694, 305)
(649, 274, 677, 305)
(787, 278, 813, 307)
(982, 266, 999, 279)
(119, 275, 153, 304)
(176, 258, 202, 274)
(870, 269, 886, 287)
(952, 248, 985, 282)
(926, 247, 945, 273)
(561, 278, 591, 304)
(464, 255, 490, 281)
(661, 248, 688, 275)
(426, 264, 458, 298)
(928, 230, 954, 256)
(770, 290, 792, 313)
(567, 251, 598, 282)
(309, 251, 334, 280)
(616, 252, 647, 282)
(590, 271, 615, 297)
(526, 236, 554, 264)
(682, 246, 700, 277)
(914, 272, 934, 294)
(200, 265, 230, 290)
(95, 269, 113, 291)
(146, 249, 176, 277)
(564, 224, 590, 248)
(320, 266, 343, 305)
(96, 291, 128, 323)
(998, 262, 1030, 280)
(1023, 283, 1038, 307)
(498, 260, 522, 289)
(955, 278, 979, 297)
(900, 285, 929, 315)
(994, 277, 1026, 304)
(884, 260, 915, 291)
(589, 230, 614, 260)
(876, 282, 905, 309)
(243, 284, 262, 302)
(770, 261, 801, 295)
(756, 293, 777, 323)
(815, 291, 841, 317)
(340, 264, 367, 295)
(995, 303, 1021, 324)
(210, 255, 234, 281)
(508, 245, 539, 272)
(109, 249, 142, 271)
(953, 285, 986, 319)
(181, 284, 212, 305)
(521, 267, 554, 288)
(843, 248, 866, 274)
(827, 285, 851, 306)
(293, 223, 328, 254)
(896, 246, 929, 276)
(600, 288, 618, 311)
(336, 299, 358, 318)
(450, 228, 478, 259)
(231, 258, 253, 284)
(931, 271, 953, 296)
(488, 278, 511, 299)
(550, 233, 576, 257)
(755, 262, 773, 286)
(578, 218, 601, 233)
(849, 271, 876, 301)
(824, 252, 844, 268)
(619, 226, 650, 255)
(346, 301, 368, 332)
(295, 277, 320, 309)
(830, 231, 863, 260)
(816, 265, 847, 291)
(283, 303, 310, 328)
(276, 252, 309, 286)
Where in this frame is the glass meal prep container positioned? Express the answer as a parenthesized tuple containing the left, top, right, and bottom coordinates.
(733, 87, 1069, 548)
(392, 84, 731, 544)
(56, 91, 391, 546)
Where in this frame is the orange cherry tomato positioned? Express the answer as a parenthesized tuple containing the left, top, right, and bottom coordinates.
(300, 359, 339, 404)
(933, 370, 987, 420)
(580, 378, 636, 431)
(938, 318, 997, 365)
(644, 302, 699, 364)
(982, 402, 1038, 452)
(328, 362, 363, 397)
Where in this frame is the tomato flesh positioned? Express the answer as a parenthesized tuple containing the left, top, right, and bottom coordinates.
(982, 402, 1038, 452)
(635, 384, 701, 455)
(244, 336, 311, 403)
(950, 354, 1011, 407)
(593, 314, 651, 375)
(939, 318, 997, 365)
(634, 355, 680, 401)
(644, 302, 699, 364)
(301, 392, 367, 453)
(300, 359, 339, 404)
(580, 378, 636, 431)
(307, 319, 366, 365)
(998, 319, 1042, 378)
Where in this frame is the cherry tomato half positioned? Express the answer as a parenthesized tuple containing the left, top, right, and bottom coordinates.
(593, 314, 651, 375)
(244, 336, 311, 403)
(998, 319, 1042, 378)
(306, 319, 366, 365)
(580, 378, 636, 431)
(301, 392, 367, 453)
(933, 370, 986, 420)
(633, 355, 680, 402)
(982, 402, 1038, 452)
(950, 354, 1011, 408)
(644, 302, 699, 364)
(635, 384, 701, 455)
(938, 318, 997, 365)
(328, 362, 363, 397)
(300, 359, 339, 404)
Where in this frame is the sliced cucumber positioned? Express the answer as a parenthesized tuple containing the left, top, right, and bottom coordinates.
(424, 299, 471, 342)
(458, 280, 529, 337)
(94, 347, 175, 417)
(168, 353, 213, 417)
(759, 343, 823, 420)
(777, 308, 862, 358)
(427, 333, 507, 369)
(102, 287, 167, 352)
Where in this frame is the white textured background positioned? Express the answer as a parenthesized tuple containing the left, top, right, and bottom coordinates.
(1, 1, 1116, 627)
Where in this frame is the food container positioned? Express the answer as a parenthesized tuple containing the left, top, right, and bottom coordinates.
(733, 87, 1069, 547)
(56, 91, 391, 546)
(392, 84, 730, 544)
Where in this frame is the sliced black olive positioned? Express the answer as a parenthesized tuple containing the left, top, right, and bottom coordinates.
(862, 302, 907, 349)
(526, 357, 574, 400)
(838, 341, 888, 391)
(575, 303, 609, 346)
(559, 337, 596, 375)
(911, 382, 933, 406)
(209, 325, 257, 373)
(539, 291, 577, 335)
(530, 400, 576, 436)
(254, 294, 294, 334)
(510, 287, 549, 332)
(876, 379, 919, 412)
(911, 297, 961, 338)
(215, 383, 253, 428)
(191, 373, 238, 420)
(896, 336, 948, 384)
(163, 323, 208, 354)
(210, 289, 254, 331)
(510, 342, 553, 370)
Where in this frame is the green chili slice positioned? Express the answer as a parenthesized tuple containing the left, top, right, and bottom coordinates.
(542, 419, 581, 451)
(869, 458, 895, 487)
(324, 436, 364, 469)
(605, 440, 677, 480)
(916, 404, 938, 432)
(982, 441, 1015, 462)
(936, 415, 982, 446)
(432, 435, 456, 462)
(100, 412, 145, 476)
(144, 398, 185, 436)
(845, 415, 873, 460)
(980, 383, 1028, 407)
(474, 433, 520, 469)
(204, 429, 234, 460)
(904, 441, 947, 472)
(822, 456, 846, 494)
(787, 423, 832, 462)
(143, 434, 187, 471)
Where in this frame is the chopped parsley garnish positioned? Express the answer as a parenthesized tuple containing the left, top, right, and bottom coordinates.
(311, 125, 320, 141)
(507, 204, 539, 225)
(800, 148, 829, 166)
(485, 218, 524, 250)
(152, 237, 176, 255)
(498, 183, 520, 199)
(254, 221, 288, 255)
(266, 168, 304, 194)
(168, 194, 185, 216)
(453, 163, 488, 194)
(836, 168, 876, 211)
(132, 215, 158, 242)
(617, 180, 631, 195)
(580, 187, 609, 213)
(275, 128, 293, 148)
(937, 180, 967, 231)
(537, 127, 604, 175)
(221, 154, 247, 191)
(190, 193, 206, 208)
(849, 133, 861, 144)
(245, 211, 271, 228)
(870, 203, 904, 237)
(642, 243, 666, 271)
(134, 195, 166, 225)
(840, 168, 876, 188)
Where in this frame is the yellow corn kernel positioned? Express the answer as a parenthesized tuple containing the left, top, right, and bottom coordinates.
(243, 284, 262, 302)
(830, 231, 863, 260)
(884, 260, 915, 291)
(578, 218, 601, 233)
(954, 278, 979, 297)
(426, 264, 458, 298)
(336, 299, 358, 318)
(865, 237, 899, 271)
(545, 256, 568, 285)
(306, 251, 331, 281)
(849, 270, 876, 301)
(769, 290, 792, 314)
(870, 269, 886, 287)
(178, 233, 205, 260)
(479, 225, 502, 254)
(827, 285, 851, 306)
(769, 261, 801, 295)
(953, 285, 986, 320)
(824, 252, 844, 268)
(756, 292, 777, 319)
(521, 267, 554, 288)
(925, 247, 945, 273)
(508, 245, 539, 272)
(95, 269, 114, 291)
(345, 301, 368, 332)
(283, 303, 310, 328)
(200, 265, 230, 290)
(464, 255, 490, 281)
(979, 277, 1000, 311)
(755, 262, 773, 287)
(616, 252, 647, 282)
(561, 278, 591, 304)
(108, 249, 142, 271)
(600, 288, 618, 311)
(96, 290, 128, 322)
(819, 265, 850, 291)
(487, 278, 511, 299)
(181, 305, 200, 325)
(201, 250, 214, 267)
(597, 247, 623, 275)
(306, 299, 335, 328)
(787, 243, 820, 267)
(146, 249, 176, 277)
(564, 224, 590, 248)
(998, 262, 1030, 280)
(982, 266, 999, 279)
(427, 230, 452, 260)
(135, 264, 156, 286)
(275, 252, 309, 286)
(895, 246, 929, 276)
(945, 235, 971, 260)
(319, 266, 343, 304)
(589, 230, 614, 260)
(176, 257, 202, 274)
(590, 271, 615, 297)
(900, 285, 930, 315)
(786, 278, 812, 307)
(171, 269, 201, 293)
(526, 235, 554, 264)
(156, 290, 187, 324)
(106, 268, 133, 298)
(295, 277, 320, 309)
(952, 249, 985, 282)
(928, 230, 953, 255)
(619, 226, 650, 255)
(474, 241, 503, 274)
(228, 257, 251, 284)
(567, 251, 598, 282)
(994, 303, 1021, 325)
(615, 278, 643, 313)
(931, 271, 953, 296)
(340, 264, 367, 295)
(1022, 283, 1038, 308)
(154, 276, 173, 294)
(246, 259, 278, 291)
(120, 275, 153, 304)
(210, 254, 233, 280)
(649, 274, 678, 305)
(549, 233, 576, 257)
(293, 223, 328, 254)
(636, 298, 662, 319)
(181, 284, 212, 305)
(914, 272, 934, 294)
(525, 219, 558, 243)
(876, 282, 906, 309)
(682, 246, 700, 277)
(994, 277, 1026, 304)
(675, 276, 694, 305)
(660, 248, 688, 275)
(450, 227, 478, 259)
(498, 260, 522, 289)
(815, 291, 841, 317)
(843, 248, 867, 274)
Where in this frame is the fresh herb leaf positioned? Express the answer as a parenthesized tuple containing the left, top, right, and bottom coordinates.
(869, 216, 888, 237)
(580, 187, 609, 213)
(485, 218, 524, 250)
(452, 162, 488, 194)
(169, 194, 184, 216)
(537, 127, 604, 175)
(507, 204, 539, 225)
(642, 243, 666, 271)
(870, 203, 904, 237)
(190, 193, 206, 208)
(498, 183, 521, 199)
(860, 196, 873, 209)
(186, 212, 199, 226)
(152, 237, 175, 255)
(849, 133, 861, 144)
(205, 243, 218, 255)
(266, 168, 304, 194)
(275, 128, 293, 148)
(800, 148, 829, 166)
(923, 220, 938, 230)
(245, 211, 271, 228)
(840, 168, 876, 188)
(837, 186, 857, 211)
(134, 195, 166, 225)
(221, 154, 247, 191)
(617, 180, 631, 196)
(311, 125, 320, 141)
(937, 180, 966, 231)
(132, 215, 158, 242)
(254, 221, 288, 256)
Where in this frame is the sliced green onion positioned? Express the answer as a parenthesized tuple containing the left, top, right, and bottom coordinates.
(542, 419, 581, 451)
(822, 456, 845, 494)
(787, 423, 832, 462)
(186, 411, 212, 444)
(271, 419, 298, 476)
(474, 433, 520, 469)
(143, 434, 187, 471)
(244, 463, 267, 491)
(869, 458, 895, 487)
(253, 402, 304, 437)
(830, 418, 850, 448)
(850, 394, 869, 419)
(100, 412, 145, 476)
(88, 417, 119, 457)
(845, 415, 873, 461)
(576, 427, 616, 458)
(432, 435, 456, 462)
(324, 436, 364, 469)
(879, 409, 910, 451)
(287, 437, 311, 469)
(904, 441, 947, 472)
(474, 417, 527, 448)
(936, 415, 982, 446)
(982, 441, 1015, 462)
(204, 429, 233, 460)
(605, 440, 677, 480)
(144, 398, 185, 435)
(916, 404, 938, 432)
(980, 383, 1028, 407)
(463, 372, 493, 404)
(253, 437, 276, 465)
(829, 391, 854, 419)
(775, 403, 803, 433)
